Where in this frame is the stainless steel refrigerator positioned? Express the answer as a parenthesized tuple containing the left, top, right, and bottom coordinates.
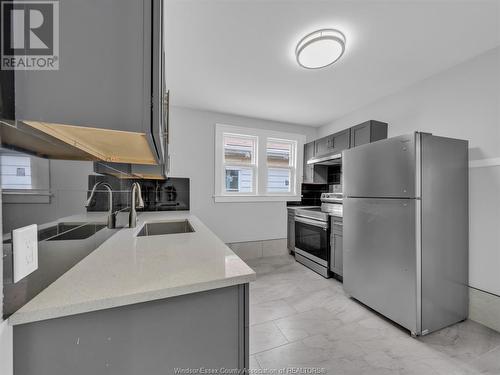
(343, 132, 468, 336)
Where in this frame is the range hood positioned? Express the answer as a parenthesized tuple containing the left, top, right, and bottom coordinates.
(0, 120, 161, 168)
(307, 153, 342, 166)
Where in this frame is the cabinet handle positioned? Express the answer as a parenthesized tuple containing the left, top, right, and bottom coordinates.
(331, 236, 336, 267)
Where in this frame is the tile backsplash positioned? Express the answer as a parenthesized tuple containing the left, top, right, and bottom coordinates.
(86, 176, 190, 213)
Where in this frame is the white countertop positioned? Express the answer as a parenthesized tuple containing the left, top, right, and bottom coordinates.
(8, 212, 256, 326)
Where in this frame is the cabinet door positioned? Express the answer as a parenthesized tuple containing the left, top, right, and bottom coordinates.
(350, 123, 371, 148)
(329, 217, 343, 276)
(350, 121, 388, 148)
(330, 233, 343, 276)
(314, 136, 332, 156)
(316, 130, 350, 157)
(14, 0, 151, 134)
(331, 129, 350, 155)
(287, 214, 295, 252)
(303, 142, 315, 183)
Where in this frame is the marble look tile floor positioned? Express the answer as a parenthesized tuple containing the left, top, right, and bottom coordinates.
(245, 255, 500, 375)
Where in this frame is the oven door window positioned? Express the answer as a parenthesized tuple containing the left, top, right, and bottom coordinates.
(295, 220, 329, 262)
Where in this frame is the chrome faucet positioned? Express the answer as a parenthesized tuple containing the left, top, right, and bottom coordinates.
(129, 182, 144, 228)
(85, 182, 116, 229)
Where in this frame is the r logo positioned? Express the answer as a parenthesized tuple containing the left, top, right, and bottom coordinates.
(1, 0, 59, 70)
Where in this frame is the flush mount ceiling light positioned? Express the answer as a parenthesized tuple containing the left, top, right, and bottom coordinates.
(295, 29, 346, 69)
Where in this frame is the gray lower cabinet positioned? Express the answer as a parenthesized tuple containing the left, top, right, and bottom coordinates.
(287, 210, 295, 253)
(330, 217, 343, 277)
(14, 284, 249, 375)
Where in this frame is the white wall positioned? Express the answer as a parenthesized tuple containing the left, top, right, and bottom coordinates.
(169, 106, 317, 243)
(1, 160, 92, 375)
(2, 160, 94, 233)
(319, 46, 500, 296)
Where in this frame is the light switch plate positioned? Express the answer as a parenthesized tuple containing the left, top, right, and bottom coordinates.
(12, 224, 38, 283)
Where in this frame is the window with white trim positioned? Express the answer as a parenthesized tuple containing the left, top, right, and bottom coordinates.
(215, 124, 305, 202)
(0, 149, 51, 203)
(223, 134, 257, 194)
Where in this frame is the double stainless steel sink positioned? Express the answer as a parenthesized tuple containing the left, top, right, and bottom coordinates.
(45, 223, 107, 241)
(3, 218, 195, 318)
(137, 220, 194, 237)
(3, 222, 107, 244)
(2, 221, 115, 318)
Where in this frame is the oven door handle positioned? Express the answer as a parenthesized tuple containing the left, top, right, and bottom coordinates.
(295, 216, 328, 229)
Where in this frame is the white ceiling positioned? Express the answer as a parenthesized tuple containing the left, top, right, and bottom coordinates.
(165, 0, 500, 127)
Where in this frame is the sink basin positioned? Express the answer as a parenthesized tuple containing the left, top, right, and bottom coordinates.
(3, 222, 96, 244)
(137, 220, 194, 237)
(46, 223, 107, 241)
(38, 223, 84, 241)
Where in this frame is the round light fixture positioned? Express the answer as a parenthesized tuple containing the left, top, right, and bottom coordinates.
(295, 29, 346, 69)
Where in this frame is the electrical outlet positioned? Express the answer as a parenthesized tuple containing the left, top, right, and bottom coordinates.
(12, 224, 38, 283)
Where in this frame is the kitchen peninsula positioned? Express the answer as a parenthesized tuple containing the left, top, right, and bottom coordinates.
(9, 212, 255, 375)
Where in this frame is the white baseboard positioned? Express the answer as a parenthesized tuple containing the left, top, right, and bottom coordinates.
(0, 320, 13, 375)
(469, 157, 500, 168)
(227, 238, 288, 260)
(469, 287, 500, 333)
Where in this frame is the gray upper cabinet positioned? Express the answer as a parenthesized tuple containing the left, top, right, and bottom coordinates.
(303, 121, 387, 185)
(7, 0, 167, 171)
(349, 120, 388, 148)
(303, 140, 328, 184)
(313, 136, 332, 157)
(303, 141, 315, 183)
(15, 0, 154, 133)
(315, 129, 350, 157)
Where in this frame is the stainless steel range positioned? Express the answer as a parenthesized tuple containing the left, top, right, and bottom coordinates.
(320, 192, 343, 218)
(294, 184, 344, 278)
(294, 207, 330, 278)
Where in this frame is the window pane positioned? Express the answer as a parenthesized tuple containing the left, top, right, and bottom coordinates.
(267, 140, 292, 167)
(225, 167, 253, 193)
(1, 155, 32, 189)
(224, 135, 255, 165)
(267, 168, 291, 193)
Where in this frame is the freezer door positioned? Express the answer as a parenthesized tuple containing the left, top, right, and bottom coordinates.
(343, 134, 416, 198)
(344, 198, 417, 332)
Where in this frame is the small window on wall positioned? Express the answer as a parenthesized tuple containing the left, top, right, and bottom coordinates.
(1, 155, 32, 189)
(266, 139, 294, 193)
(0, 150, 51, 203)
(215, 124, 305, 202)
(223, 134, 256, 194)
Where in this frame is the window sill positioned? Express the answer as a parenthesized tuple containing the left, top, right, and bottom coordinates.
(214, 195, 301, 203)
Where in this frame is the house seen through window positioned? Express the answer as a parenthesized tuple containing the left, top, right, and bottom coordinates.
(0, 150, 51, 202)
(1, 155, 33, 189)
(215, 124, 304, 201)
